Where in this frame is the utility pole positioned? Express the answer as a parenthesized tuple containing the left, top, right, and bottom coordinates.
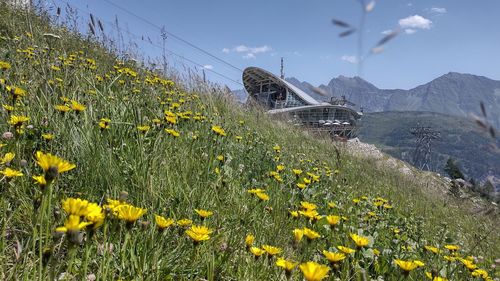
(410, 125, 440, 171)
(280, 57, 284, 79)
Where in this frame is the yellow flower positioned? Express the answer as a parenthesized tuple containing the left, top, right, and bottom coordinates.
(2, 104, 14, 112)
(326, 215, 341, 226)
(216, 155, 224, 161)
(262, 245, 281, 256)
(327, 202, 336, 208)
(296, 183, 307, 189)
(299, 261, 330, 281)
(62, 198, 90, 216)
(41, 133, 54, 140)
(35, 151, 76, 181)
(289, 210, 299, 218)
(459, 258, 477, 271)
(247, 188, 265, 194)
(165, 129, 180, 137)
(185, 225, 213, 242)
(471, 269, 489, 279)
(293, 228, 304, 242)
(32, 175, 47, 187)
(276, 257, 298, 272)
(276, 164, 285, 172)
(54, 104, 71, 112)
(1, 167, 23, 178)
(255, 192, 269, 201)
(137, 125, 150, 133)
(245, 234, 255, 247)
(211, 125, 226, 136)
(322, 250, 346, 263)
(0, 61, 11, 70)
(176, 219, 193, 227)
(116, 204, 147, 223)
(55, 215, 92, 233)
(85, 203, 104, 229)
(350, 233, 370, 248)
(394, 259, 422, 274)
(424, 245, 440, 254)
(298, 209, 321, 221)
(8, 115, 29, 127)
(337, 246, 355, 254)
(292, 169, 303, 176)
(98, 118, 111, 129)
(70, 100, 86, 112)
(300, 201, 317, 210)
(425, 272, 448, 281)
(250, 247, 265, 257)
(0, 152, 15, 164)
(194, 209, 213, 218)
(303, 227, 321, 240)
(273, 145, 281, 152)
(444, 244, 459, 251)
(155, 215, 174, 230)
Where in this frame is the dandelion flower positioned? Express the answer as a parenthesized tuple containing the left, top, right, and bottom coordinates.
(185, 225, 213, 243)
(394, 259, 423, 275)
(337, 246, 355, 254)
(98, 118, 111, 129)
(55, 215, 92, 233)
(245, 234, 255, 248)
(255, 192, 269, 201)
(8, 115, 29, 127)
(70, 100, 86, 112)
(1, 167, 23, 178)
(54, 105, 71, 112)
(176, 219, 193, 227)
(262, 245, 281, 256)
(35, 151, 76, 181)
(444, 244, 459, 251)
(155, 215, 174, 230)
(116, 204, 147, 224)
(61, 198, 90, 216)
(350, 233, 370, 248)
(322, 250, 346, 264)
(276, 257, 298, 274)
(194, 209, 213, 219)
(0, 152, 15, 164)
(299, 261, 329, 281)
(293, 228, 304, 242)
(303, 227, 321, 240)
(250, 247, 266, 257)
(326, 215, 341, 226)
(211, 125, 226, 136)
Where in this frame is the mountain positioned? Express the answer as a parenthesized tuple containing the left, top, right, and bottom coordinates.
(287, 72, 500, 128)
(358, 111, 500, 189)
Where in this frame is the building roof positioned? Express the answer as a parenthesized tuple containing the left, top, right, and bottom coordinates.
(242, 67, 320, 105)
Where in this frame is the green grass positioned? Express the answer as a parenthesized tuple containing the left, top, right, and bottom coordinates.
(0, 3, 498, 280)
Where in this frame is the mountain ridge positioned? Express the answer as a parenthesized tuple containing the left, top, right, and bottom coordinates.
(286, 72, 500, 128)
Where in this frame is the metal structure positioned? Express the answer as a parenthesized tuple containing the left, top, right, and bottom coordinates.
(410, 126, 441, 170)
(243, 67, 362, 139)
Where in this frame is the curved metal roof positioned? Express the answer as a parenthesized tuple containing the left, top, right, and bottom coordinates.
(268, 104, 362, 118)
(242, 67, 320, 105)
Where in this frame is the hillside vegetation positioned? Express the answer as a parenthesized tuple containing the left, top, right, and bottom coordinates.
(359, 111, 500, 193)
(0, 3, 498, 281)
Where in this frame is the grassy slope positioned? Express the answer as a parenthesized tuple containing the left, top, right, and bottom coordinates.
(0, 4, 498, 281)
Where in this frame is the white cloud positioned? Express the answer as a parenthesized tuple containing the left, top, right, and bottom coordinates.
(340, 55, 358, 64)
(381, 29, 393, 35)
(222, 44, 272, 58)
(399, 15, 432, 30)
(203, 65, 213, 70)
(430, 7, 447, 14)
(243, 53, 256, 59)
(405, 28, 417, 34)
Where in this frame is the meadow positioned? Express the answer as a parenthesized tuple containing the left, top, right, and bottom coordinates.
(0, 3, 498, 280)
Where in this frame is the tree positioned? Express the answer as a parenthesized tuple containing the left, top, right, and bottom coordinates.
(444, 157, 464, 179)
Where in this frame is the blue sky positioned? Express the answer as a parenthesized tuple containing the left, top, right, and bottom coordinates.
(50, 0, 500, 90)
